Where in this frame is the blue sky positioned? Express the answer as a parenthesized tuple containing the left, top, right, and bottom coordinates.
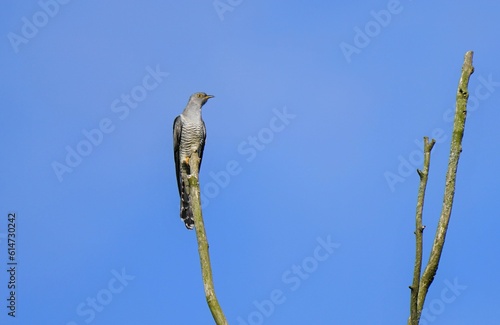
(1, 1, 499, 324)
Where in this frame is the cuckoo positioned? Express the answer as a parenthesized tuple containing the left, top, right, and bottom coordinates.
(173, 92, 213, 229)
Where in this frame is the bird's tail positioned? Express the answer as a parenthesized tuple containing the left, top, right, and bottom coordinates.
(180, 180, 194, 230)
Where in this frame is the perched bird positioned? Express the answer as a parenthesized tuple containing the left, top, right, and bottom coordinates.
(173, 92, 214, 229)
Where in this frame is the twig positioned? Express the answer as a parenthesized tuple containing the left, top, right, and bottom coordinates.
(187, 152, 228, 325)
(409, 137, 435, 325)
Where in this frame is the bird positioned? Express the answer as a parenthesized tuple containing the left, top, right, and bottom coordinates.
(173, 92, 214, 229)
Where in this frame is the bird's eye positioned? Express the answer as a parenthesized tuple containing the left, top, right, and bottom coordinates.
(197, 93, 203, 98)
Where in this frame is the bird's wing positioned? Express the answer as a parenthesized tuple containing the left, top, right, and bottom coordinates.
(173, 115, 183, 196)
(198, 120, 207, 169)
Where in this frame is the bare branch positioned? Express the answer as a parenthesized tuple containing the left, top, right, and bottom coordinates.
(187, 152, 228, 325)
(407, 51, 474, 325)
(409, 137, 435, 325)
(417, 51, 473, 311)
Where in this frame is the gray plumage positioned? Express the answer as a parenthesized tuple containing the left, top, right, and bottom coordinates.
(173, 92, 213, 229)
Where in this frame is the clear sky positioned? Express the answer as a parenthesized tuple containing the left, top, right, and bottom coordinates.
(1, 1, 499, 324)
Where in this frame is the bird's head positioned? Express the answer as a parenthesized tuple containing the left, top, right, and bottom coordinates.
(189, 92, 214, 107)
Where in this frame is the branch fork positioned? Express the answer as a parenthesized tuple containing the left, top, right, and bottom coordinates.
(408, 51, 474, 325)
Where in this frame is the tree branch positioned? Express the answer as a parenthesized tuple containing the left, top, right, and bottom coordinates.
(417, 51, 474, 310)
(408, 51, 474, 324)
(409, 137, 435, 325)
(186, 152, 228, 325)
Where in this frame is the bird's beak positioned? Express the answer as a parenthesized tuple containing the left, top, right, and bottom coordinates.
(205, 94, 214, 99)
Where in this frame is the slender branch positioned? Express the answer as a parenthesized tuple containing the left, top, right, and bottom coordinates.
(417, 51, 474, 314)
(409, 137, 435, 325)
(187, 152, 228, 325)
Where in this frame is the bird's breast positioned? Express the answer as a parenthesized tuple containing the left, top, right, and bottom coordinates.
(180, 121, 204, 155)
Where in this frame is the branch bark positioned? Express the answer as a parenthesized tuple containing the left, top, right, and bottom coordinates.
(186, 152, 228, 325)
(408, 51, 474, 324)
